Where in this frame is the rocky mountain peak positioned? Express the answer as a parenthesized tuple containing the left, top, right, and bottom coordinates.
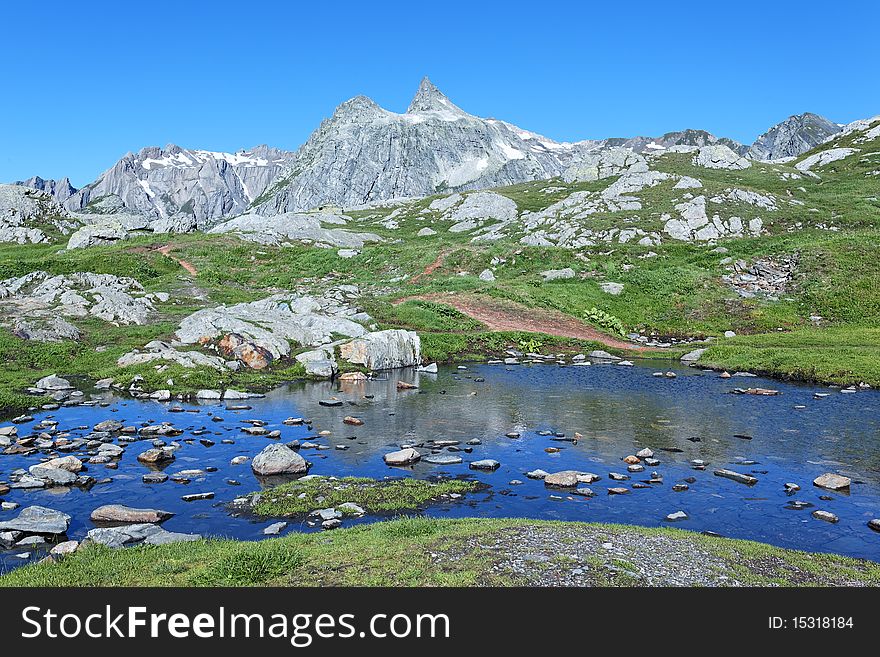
(748, 112, 841, 161)
(13, 176, 78, 204)
(406, 76, 466, 116)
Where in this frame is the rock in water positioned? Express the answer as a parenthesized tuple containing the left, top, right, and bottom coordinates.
(0, 506, 71, 535)
(383, 448, 421, 466)
(251, 444, 310, 476)
(544, 471, 580, 488)
(89, 505, 174, 524)
(812, 473, 851, 491)
(469, 459, 501, 471)
(811, 510, 839, 523)
(713, 469, 758, 485)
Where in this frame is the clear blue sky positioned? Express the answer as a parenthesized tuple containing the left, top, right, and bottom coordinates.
(2, 0, 878, 187)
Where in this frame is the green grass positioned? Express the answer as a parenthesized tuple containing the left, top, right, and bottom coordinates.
(3, 518, 878, 587)
(251, 476, 483, 516)
(703, 327, 880, 386)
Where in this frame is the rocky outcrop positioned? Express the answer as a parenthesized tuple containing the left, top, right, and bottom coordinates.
(0, 271, 166, 341)
(562, 148, 648, 182)
(208, 211, 382, 248)
(748, 113, 841, 161)
(0, 183, 76, 244)
(795, 147, 858, 174)
(174, 289, 370, 365)
(663, 196, 763, 242)
(692, 145, 751, 170)
(66, 144, 295, 225)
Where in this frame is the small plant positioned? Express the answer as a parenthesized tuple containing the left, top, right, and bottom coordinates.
(517, 337, 544, 353)
(584, 307, 627, 337)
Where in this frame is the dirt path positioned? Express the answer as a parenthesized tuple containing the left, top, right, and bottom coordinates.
(409, 250, 449, 284)
(157, 244, 198, 276)
(397, 293, 655, 351)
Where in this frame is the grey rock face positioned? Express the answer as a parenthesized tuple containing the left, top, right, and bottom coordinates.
(748, 113, 841, 161)
(66, 144, 295, 225)
(253, 77, 601, 214)
(14, 176, 78, 203)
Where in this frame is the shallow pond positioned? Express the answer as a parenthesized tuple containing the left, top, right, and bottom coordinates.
(2, 360, 880, 572)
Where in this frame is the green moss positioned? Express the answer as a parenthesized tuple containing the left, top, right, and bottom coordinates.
(252, 476, 483, 516)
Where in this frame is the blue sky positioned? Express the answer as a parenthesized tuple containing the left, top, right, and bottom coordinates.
(2, 0, 878, 187)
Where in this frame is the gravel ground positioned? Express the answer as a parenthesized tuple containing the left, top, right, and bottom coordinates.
(433, 525, 742, 586)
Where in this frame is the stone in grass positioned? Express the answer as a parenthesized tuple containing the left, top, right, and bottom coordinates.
(469, 459, 500, 471)
(337, 502, 366, 516)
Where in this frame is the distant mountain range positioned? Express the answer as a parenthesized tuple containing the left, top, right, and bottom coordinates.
(11, 78, 844, 222)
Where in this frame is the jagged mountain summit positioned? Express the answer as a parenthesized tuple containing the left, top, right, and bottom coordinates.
(252, 77, 604, 214)
(14, 176, 78, 204)
(64, 144, 295, 227)
(747, 112, 841, 161)
(611, 129, 747, 155)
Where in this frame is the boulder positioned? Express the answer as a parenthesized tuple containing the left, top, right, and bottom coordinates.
(36, 374, 73, 390)
(813, 473, 851, 491)
(251, 444, 310, 476)
(692, 145, 751, 170)
(339, 329, 421, 371)
(469, 459, 500, 471)
(137, 447, 176, 465)
(67, 221, 129, 250)
(540, 268, 576, 282)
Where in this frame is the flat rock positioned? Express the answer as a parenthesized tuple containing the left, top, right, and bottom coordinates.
(813, 473, 851, 491)
(383, 447, 421, 466)
(0, 506, 71, 535)
(90, 504, 173, 524)
(714, 469, 758, 485)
